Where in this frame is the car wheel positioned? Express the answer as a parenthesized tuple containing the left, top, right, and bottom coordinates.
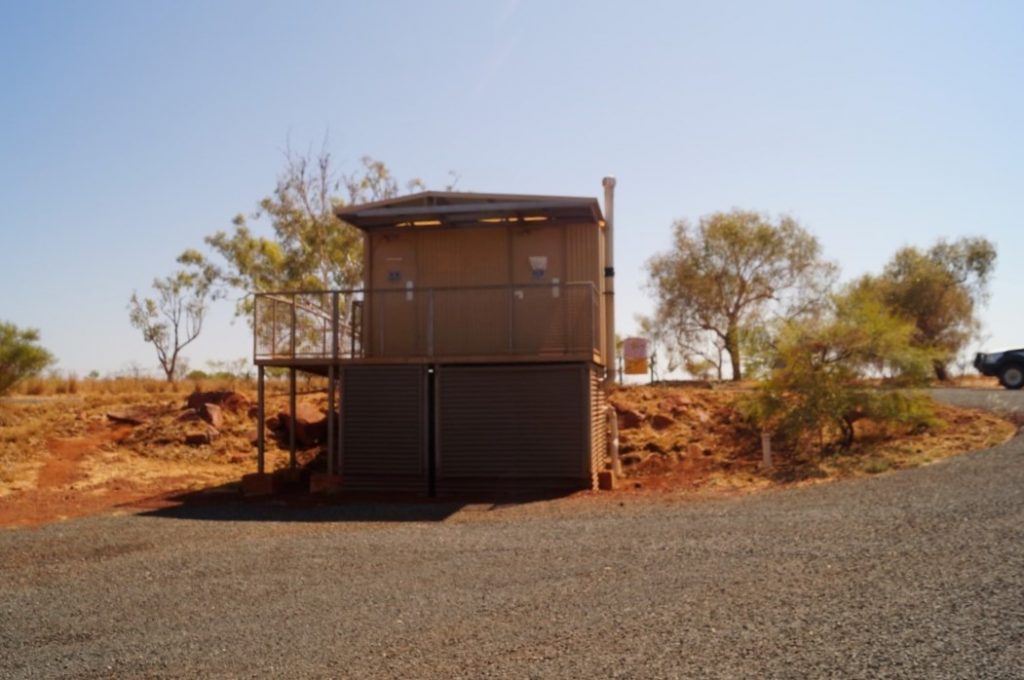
(999, 364, 1024, 390)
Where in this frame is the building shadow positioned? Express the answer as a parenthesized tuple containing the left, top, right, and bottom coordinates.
(127, 480, 577, 524)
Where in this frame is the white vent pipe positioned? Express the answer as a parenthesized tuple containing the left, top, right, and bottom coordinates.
(602, 177, 616, 388)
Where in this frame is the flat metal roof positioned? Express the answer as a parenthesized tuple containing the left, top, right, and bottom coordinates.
(335, 191, 604, 230)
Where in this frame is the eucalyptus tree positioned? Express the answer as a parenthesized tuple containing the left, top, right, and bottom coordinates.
(646, 209, 836, 381)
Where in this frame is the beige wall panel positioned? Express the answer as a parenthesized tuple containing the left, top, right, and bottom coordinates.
(565, 223, 601, 355)
(419, 227, 508, 356)
(369, 232, 421, 357)
(510, 225, 566, 354)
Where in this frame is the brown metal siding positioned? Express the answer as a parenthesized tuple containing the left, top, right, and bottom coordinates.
(589, 366, 607, 489)
(361, 222, 605, 362)
(510, 226, 567, 355)
(341, 365, 426, 493)
(436, 364, 590, 493)
(565, 223, 599, 286)
(419, 228, 508, 356)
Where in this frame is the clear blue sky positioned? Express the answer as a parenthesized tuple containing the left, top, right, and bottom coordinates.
(2, 0, 1021, 376)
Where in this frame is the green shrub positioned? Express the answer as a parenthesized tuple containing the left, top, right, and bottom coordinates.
(741, 284, 938, 453)
(0, 322, 54, 396)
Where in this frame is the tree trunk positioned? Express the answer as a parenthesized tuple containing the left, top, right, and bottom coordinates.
(725, 324, 742, 381)
(932, 359, 949, 382)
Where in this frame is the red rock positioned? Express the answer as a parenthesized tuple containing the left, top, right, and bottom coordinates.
(185, 427, 219, 447)
(644, 441, 666, 454)
(275, 403, 327, 449)
(651, 414, 676, 431)
(186, 390, 250, 414)
(597, 470, 617, 491)
(200, 403, 224, 429)
(177, 408, 201, 422)
(106, 410, 148, 426)
(658, 395, 691, 414)
(617, 409, 645, 430)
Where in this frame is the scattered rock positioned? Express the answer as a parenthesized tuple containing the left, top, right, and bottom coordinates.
(200, 403, 224, 429)
(271, 403, 328, 449)
(693, 409, 711, 424)
(106, 411, 148, 426)
(620, 452, 648, 467)
(650, 414, 676, 431)
(687, 443, 703, 458)
(184, 427, 219, 447)
(617, 409, 645, 430)
(644, 441, 667, 454)
(186, 390, 250, 414)
(658, 395, 692, 416)
(177, 408, 201, 422)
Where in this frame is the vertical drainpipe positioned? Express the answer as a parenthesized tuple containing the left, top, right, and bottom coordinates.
(602, 176, 616, 388)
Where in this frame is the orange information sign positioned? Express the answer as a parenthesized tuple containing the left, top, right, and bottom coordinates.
(625, 357, 648, 375)
(623, 337, 649, 375)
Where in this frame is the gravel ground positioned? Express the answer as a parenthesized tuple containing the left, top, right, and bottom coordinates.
(1, 389, 1022, 679)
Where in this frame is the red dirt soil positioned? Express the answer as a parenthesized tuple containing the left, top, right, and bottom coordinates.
(0, 423, 227, 529)
(0, 385, 1015, 528)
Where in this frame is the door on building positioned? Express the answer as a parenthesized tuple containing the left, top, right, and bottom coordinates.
(370, 233, 421, 357)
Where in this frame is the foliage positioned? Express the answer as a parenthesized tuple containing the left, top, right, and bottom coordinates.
(645, 209, 836, 381)
(741, 285, 938, 453)
(0, 321, 55, 395)
(866, 237, 996, 380)
(128, 255, 221, 382)
(190, 149, 426, 321)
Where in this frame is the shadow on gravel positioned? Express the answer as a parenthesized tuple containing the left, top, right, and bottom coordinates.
(128, 483, 575, 524)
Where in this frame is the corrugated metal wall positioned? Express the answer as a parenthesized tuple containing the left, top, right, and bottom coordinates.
(435, 363, 594, 494)
(341, 365, 426, 493)
(589, 366, 607, 488)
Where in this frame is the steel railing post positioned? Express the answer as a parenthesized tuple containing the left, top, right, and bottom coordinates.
(329, 292, 339, 476)
(427, 289, 434, 357)
(257, 365, 265, 475)
(290, 293, 297, 359)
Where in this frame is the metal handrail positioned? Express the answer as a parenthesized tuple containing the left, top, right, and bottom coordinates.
(253, 282, 600, 362)
(252, 282, 599, 296)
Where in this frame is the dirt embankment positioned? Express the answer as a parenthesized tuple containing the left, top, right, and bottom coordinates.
(609, 385, 1017, 495)
(0, 383, 1017, 527)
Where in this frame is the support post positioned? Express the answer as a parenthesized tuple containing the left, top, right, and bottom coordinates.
(761, 430, 773, 471)
(329, 291, 339, 476)
(327, 365, 336, 476)
(257, 365, 265, 475)
(342, 368, 350, 475)
(288, 367, 297, 470)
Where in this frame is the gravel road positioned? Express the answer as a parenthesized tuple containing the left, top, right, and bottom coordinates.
(1, 389, 1022, 679)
